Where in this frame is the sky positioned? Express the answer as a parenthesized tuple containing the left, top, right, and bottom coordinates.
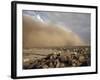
(23, 10, 91, 45)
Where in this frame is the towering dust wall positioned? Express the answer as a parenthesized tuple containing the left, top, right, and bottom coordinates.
(23, 15, 84, 48)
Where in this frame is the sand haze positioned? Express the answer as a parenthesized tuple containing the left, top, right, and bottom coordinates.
(23, 15, 84, 49)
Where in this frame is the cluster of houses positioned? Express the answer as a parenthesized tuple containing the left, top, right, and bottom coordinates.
(23, 47, 90, 69)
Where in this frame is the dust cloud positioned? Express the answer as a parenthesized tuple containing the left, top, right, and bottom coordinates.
(23, 15, 85, 49)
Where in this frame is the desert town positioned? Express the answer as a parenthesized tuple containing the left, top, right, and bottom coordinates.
(23, 46, 90, 69)
(23, 12, 90, 69)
